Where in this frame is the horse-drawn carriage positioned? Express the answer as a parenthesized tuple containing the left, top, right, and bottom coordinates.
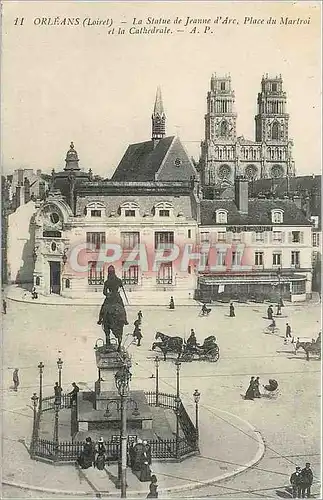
(293, 334, 321, 361)
(152, 332, 220, 363)
(179, 335, 219, 362)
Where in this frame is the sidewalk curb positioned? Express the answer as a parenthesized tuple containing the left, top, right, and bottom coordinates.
(7, 294, 320, 309)
(2, 410, 265, 497)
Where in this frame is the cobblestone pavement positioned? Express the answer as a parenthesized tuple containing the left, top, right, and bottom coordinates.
(1, 298, 321, 498)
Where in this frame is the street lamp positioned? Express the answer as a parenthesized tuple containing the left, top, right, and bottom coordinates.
(57, 357, 63, 390)
(53, 400, 60, 461)
(175, 360, 181, 459)
(277, 266, 284, 307)
(193, 389, 201, 450)
(115, 362, 132, 498)
(38, 362, 44, 411)
(154, 356, 160, 406)
(30, 393, 39, 457)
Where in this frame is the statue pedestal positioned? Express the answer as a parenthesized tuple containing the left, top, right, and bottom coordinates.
(95, 345, 124, 403)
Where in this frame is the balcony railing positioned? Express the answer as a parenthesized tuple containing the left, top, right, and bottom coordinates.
(156, 277, 173, 285)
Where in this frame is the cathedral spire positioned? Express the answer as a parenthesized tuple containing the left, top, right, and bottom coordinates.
(151, 86, 166, 142)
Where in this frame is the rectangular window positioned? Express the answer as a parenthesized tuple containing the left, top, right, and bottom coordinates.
(125, 209, 136, 217)
(232, 251, 241, 266)
(292, 231, 300, 243)
(200, 232, 210, 243)
(188, 229, 191, 239)
(291, 281, 305, 294)
(157, 262, 173, 284)
(291, 251, 300, 266)
(255, 232, 264, 242)
(272, 83, 277, 92)
(159, 210, 170, 217)
(272, 253, 282, 266)
(254, 252, 264, 266)
(217, 251, 226, 266)
(188, 266, 191, 275)
(121, 232, 140, 250)
(232, 233, 242, 243)
(88, 261, 104, 285)
(90, 210, 101, 217)
(217, 231, 226, 243)
(155, 231, 174, 249)
(86, 232, 106, 251)
(122, 264, 139, 285)
(273, 231, 282, 242)
(220, 82, 225, 90)
(313, 233, 320, 247)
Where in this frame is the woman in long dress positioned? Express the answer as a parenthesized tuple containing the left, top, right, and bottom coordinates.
(97, 265, 128, 326)
(95, 437, 106, 470)
(244, 376, 255, 400)
(77, 437, 95, 469)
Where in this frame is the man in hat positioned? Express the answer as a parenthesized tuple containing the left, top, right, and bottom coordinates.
(69, 382, 79, 405)
(286, 323, 292, 339)
(13, 369, 19, 391)
(290, 466, 302, 498)
(300, 463, 313, 498)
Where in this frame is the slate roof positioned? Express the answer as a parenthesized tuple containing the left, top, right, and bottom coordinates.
(250, 175, 321, 196)
(111, 136, 175, 181)
(200, 198, 312, 226)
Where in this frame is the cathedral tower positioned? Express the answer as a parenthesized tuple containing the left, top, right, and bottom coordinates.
(151, 86, 166, 143)
(200, 74, 237, 189)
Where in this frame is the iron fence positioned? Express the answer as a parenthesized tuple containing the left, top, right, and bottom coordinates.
(31, 391, 197, 463)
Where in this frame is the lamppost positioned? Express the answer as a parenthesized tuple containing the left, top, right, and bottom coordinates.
(175, 359, 181, 459)
(154, 356, 160, 406)
(277, 266, 284, 306)
(53, 400, 60, 461)
(115, 362, 132, 498)
(38, 362, 44, 411)
(57, 357, 63, 391)
(30, 393, 39, 457)
(193, 389, 201, 450)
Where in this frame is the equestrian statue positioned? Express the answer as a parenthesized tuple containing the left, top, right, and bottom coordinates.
(97, 265, 129, 351)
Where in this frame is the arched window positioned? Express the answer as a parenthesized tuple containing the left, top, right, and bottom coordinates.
(35, 276, 40, 286)
(86, 201, 105, 218)
(220, 120, 228, 137)
(154, 201, 174, 218)
(120, 201, 140, 218)
(272, 121, 280, 140)
(215, 209, 228, 224)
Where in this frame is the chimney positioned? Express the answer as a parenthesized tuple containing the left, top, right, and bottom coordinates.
(292, 195, 302, 210)
(235, 175, 248, 213)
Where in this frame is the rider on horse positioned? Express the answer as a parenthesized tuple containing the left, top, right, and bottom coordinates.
(97, 265, 129, 326)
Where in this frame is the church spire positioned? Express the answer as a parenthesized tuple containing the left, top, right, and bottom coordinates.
(151, 86, 166, 142)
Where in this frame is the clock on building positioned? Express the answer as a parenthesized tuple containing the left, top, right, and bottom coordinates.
(42, 204, 63, 230)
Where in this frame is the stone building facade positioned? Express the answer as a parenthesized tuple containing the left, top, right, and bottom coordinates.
(200, 74, 295, 198)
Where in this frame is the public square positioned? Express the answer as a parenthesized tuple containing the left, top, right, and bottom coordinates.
(1, 294, 321, 498)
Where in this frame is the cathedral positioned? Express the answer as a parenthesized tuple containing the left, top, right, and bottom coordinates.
(200, 74, 295, 198)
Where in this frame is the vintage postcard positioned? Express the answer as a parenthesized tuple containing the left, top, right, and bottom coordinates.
(1, 1, 321, 499)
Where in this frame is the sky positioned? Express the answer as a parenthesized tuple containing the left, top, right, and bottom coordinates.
(1, 1, 321, 178)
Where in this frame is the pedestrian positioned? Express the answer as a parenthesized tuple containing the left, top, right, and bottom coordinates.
(229, 302, 235, 317)
(13, 368, 19, 391)
(54, 382, 62, 406)
(253, 376, 261, 398)
(138, 310, 143, 324)
(300, 462, 313, 498)
(244, 376, 255, 400)
(69, 382, 79, 406)
(147, 474, 158, 498)
(3, 299, 7, 314)
(95, 437, 106, 470)
(267, 305, 273, 320)
(290, 466, 302, 498)
(77, 436, 95, 469)
(169, 296, 175, 310)
(286, 323, 292, 338)
(143, 440, 152, 466)
(133, 319, 143, 346)
(276, 303, 282, 316)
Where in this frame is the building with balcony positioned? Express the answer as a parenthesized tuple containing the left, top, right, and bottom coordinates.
(196, 177, 313, 303)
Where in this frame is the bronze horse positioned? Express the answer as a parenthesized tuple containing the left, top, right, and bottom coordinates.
(98, 266, 128, 352)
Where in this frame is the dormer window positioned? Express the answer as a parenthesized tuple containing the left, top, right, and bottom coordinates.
(159, 210, 170, 217)
(86, 202, 105, 219)
(215, 209, 228, 224)
(271, 209, 284, 224)
(120, 201, 140, 218)
(154, 201, 174, 218)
